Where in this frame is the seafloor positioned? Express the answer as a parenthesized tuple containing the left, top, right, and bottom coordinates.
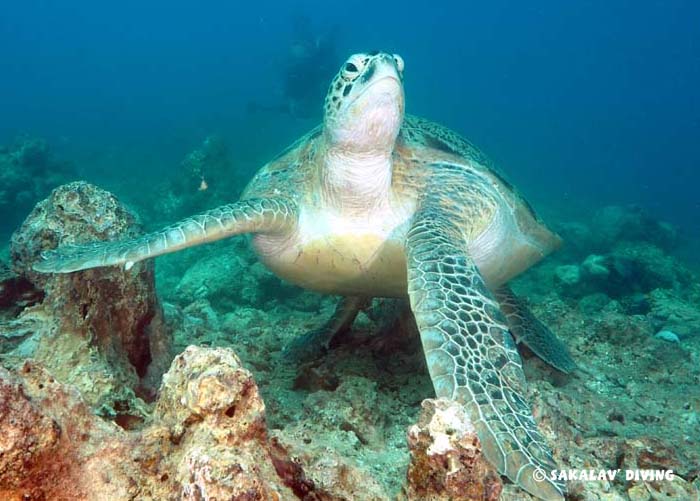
(0, 137, 699, 500)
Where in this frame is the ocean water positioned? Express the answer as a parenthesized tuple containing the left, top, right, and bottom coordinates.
(2, 1, 699, 246)
(1, 1, 700, 499)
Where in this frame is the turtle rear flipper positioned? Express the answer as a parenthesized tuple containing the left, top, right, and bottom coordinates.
(496, 285, 577, 374)
(405, 203, 566, 501)
(33, 198, 297, 273)
(284, 296, 369, 361)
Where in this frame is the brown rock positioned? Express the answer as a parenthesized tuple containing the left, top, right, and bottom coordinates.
(9, 182, 172, 399)
(0, 362, 134, 500)
(152, 346, 302, 499)
(0, 346, 332, 500)
(273, 425, 389, 500)
(405, 398, 502, 501)
(0, 260, 41, 313)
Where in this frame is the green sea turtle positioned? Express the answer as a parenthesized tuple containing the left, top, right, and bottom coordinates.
(35, 51, 575, 499)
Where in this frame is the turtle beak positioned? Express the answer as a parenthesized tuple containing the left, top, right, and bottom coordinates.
(354, 53, 404, 111)
(360, 53, 403, 89)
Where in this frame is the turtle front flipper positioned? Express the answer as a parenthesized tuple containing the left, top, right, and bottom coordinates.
(33, 198, 297, 273)
(406, 208, 566, 500)
(495, 285, 577, 374)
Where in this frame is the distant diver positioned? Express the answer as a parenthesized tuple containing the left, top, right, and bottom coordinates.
(248, 16, 339, 120)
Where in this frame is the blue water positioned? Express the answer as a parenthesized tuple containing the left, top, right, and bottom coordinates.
(1, 1, 699, 253)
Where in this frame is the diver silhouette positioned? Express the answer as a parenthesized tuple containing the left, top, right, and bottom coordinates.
(248, 15, 339, 120)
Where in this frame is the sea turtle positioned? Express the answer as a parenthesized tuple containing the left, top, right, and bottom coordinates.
(35, 51, 575, 499)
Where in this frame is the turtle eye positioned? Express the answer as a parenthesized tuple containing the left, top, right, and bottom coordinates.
(393, 54, 405, 74)
(341, 57, 364, 80)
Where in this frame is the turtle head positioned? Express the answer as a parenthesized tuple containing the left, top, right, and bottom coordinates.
(323, 52, 405, 154)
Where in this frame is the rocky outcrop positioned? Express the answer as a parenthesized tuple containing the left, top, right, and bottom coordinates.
(0, 346, 328, 500)
(0, 362, 134, 500)
(7, 182, 172, 409)
(150, 346, 310, 499)
(0, 260, 41, 313)
(405, 399, 502, 500)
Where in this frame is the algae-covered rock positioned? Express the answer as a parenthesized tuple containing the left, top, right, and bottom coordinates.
(303, 376, 386, 445)
(0, 366, 63, 491)
(555, 240, 693, 300)
(0, 260, 41, 313)
(648, 288, 700, 339)
(405, 398, 502, 500)
(7, 182, 172, 404)
(578, 292, 612, 315)
(608, 242, 683, 291)
(152, 346, 309, 499)
(0, 362, 136, 500)
(581, 253, 610, 278)
(0, 346, 335, 500)
(554, 264, 581, 286)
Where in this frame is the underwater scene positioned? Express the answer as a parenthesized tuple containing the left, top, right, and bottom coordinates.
(1, 2, 699, 500)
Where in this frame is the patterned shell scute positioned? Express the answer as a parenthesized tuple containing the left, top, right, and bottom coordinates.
(400, 115, 542, 223)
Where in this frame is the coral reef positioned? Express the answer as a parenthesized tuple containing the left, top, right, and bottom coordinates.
(648, 288, 700, 340)
(555, 244, 684, 299)
(0, 362, 135, 500)
(594, 205, 678, 252)
(1, 190, 699, 500)
(149, 346, 316, 499)
(556, 205, 678, 260)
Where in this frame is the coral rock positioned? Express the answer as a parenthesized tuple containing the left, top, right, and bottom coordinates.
(0, 346, 325, 500)
(0, 362, 133, 500)
(143, 135, 242, 222)
(9, 182, 172, 396)
(405, 398, 502, 500)
(151, 346, 305, 500)
(0, 260, 41, 312)
(648, 288, 700, 339)
(554, 264, 581, 286)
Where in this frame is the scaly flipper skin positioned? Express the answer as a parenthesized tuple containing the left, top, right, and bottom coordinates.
(33, 198, 297, 273)
(495, 285, 577, 374)
(405, 204, 566, 500)
(284, 296, 369, 360)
